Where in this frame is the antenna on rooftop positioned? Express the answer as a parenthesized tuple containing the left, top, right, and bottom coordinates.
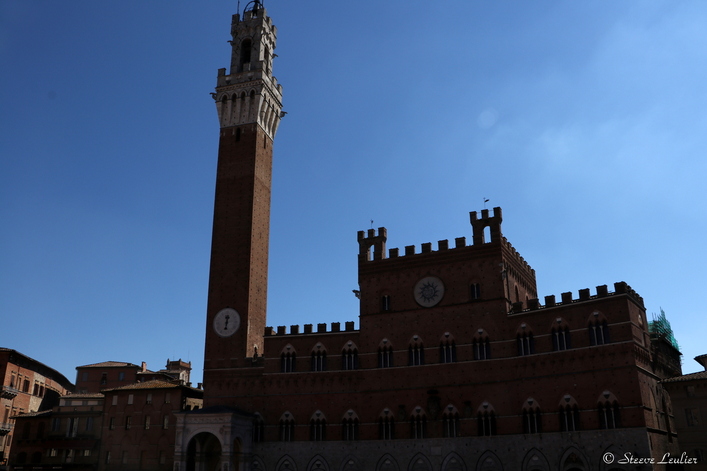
(483, 198, 489, 209)
(370, 219, 374, 229)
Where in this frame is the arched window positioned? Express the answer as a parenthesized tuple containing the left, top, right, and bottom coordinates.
(552, 319, 571, 351)
(473, 329, 490, 360)
(264, 46, 270, 75)
(516, 323, 534, 356)
(341, 410, 359, 441)
(341, 342, 358, 370)
(311, 343, 327, 372)
(378, 408, 395, 440)
(309, 411, 326, 441)
(240, 39, 252, 66)
(598, 391, 620, 429)
(559, 395, 580, 431)
(280, 345, 296, 373)
(589, 312, 610, 346)
(477, 402, 496, 436)
(439, 333, 456, 363)
(409, 336, 425, 366)
(378, 339, 393, 368)
(381, 295, 391, 311)
(252, 413, 265, 442)
(470, 283, 481, 300)
(410, 407, 427, 439)
(522, 398, 541, 434)
(442, 405, 460, 438)
(279, 412, 295, 441)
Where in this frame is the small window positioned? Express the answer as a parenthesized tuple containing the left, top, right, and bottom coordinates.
(144, 416, 150, 430)
(240, 39, 252, 65)
(281, 351, 296, 373)
(409, 337, 425, 366)
(478, 411, 496, 436)
(440, 341, 456, 363)
(473, 337, 491, 360)
(252, 415, 265, 443)
(684, 408, 699, 427)
(163, 415, 169, 430)
(118, 372, 125, 381)
(442, 406, 460, 438)
(105, 451, 111, 464)
(470, 283, 481, 300)
(381, 295, 391, 311)
(165, 392, 171, 404)
(589, 320, 609, 346)
(410, 409, 426, 439)
(127, 394, 134, 405)
(100, 373, 107, 385)
(378, 344, 393, 368)
(311, 349, 327, 372)
(552, 326, 571, 351)
(279, 415, 295, 442)
(109, 417, 115, 430)
(378, 412, 395, 440)
(51, 417, 61, 432)
(341, 413, 358, 441)
(517, 333, 534, 356)
(342, 345, 358, 370)
(146, 393, 152, 404)
(522, 405, 541, 434)
(310, 414, 327, 441)
(559, 405, 579, 431)
(112, 395, 118, 406)
(125, 416, 132, 430)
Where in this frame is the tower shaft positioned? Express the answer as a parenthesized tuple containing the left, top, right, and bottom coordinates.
(203, 6, 283, 391)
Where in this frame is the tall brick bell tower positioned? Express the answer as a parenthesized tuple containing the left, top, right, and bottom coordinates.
(203, 0, 283, 399)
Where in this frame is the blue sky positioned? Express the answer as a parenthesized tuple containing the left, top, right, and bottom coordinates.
(1, 1, 706, 385)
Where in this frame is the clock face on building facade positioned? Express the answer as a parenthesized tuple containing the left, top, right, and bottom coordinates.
(213, 308, 241, 337)
(414, 276, 445, 307)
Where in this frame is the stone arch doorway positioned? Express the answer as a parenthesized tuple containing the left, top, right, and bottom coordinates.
(186, 432, 222, 471)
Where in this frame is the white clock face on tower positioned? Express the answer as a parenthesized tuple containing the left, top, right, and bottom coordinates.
(414, 276, 445, 307)
(213, 308, 241, 337)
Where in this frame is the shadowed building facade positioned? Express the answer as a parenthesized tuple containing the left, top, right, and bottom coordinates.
(175, 3, 683, 471)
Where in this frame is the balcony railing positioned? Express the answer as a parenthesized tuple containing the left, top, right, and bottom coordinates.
(0, 422, 13, 436)
(0, 385, 20, 399)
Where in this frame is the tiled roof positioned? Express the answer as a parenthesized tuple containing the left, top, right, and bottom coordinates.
(61, 393, 104, 399)
(663, 370, 707, 383)
(11, 410, 52, 418)
(102, 379, 185, 392)
(77, 361, 140, 368)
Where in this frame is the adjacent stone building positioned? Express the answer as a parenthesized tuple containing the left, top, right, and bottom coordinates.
(0, 348, 73, 469)
(175, 3, 685, 470)
(663, 354, 707, 470)
(8, 360, 201, 471)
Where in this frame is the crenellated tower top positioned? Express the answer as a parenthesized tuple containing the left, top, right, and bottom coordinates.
(214, 1, 283, 139)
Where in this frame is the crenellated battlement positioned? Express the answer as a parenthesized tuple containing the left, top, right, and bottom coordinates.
(265, 321, 357, 337)
(357, 227, 387, 261)
(509, 281, 645, 314)
(358, 207, 515, 264)
(501, 237, 535, 276)
(470, 207, 503, 245)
